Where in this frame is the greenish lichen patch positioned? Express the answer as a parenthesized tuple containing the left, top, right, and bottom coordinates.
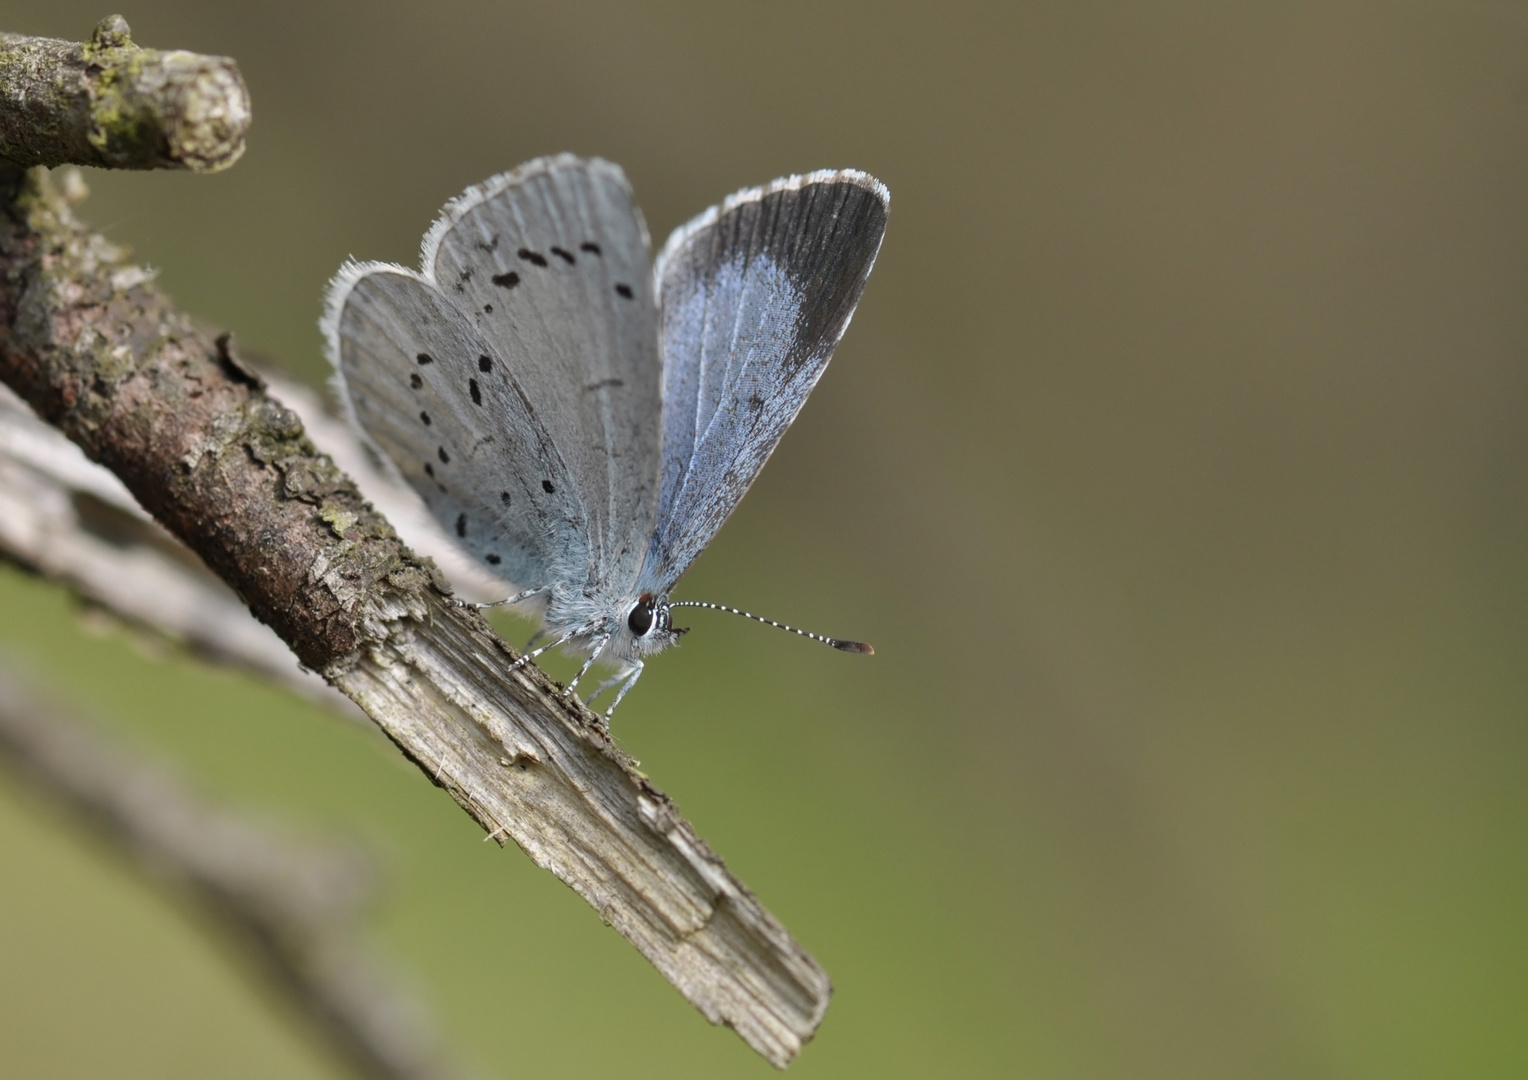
(3, 18, 247, 172)
(86, 48, 159, 169)
(319, 505, 358, 538)
(82, 15, 132, 57)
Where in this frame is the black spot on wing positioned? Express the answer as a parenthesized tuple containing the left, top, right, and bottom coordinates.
(580, 241, 601, 255)
(420, 411, 431, 426)
(416, 353, 434, 365)
(423, 462, 434, 478)
(550, 246, 575, 264)
(469, 379, 481, 406)
(483, 304, 493, 313)
(476, 237, 499, 253)
(409, 373, 423, 390)
(486, 553, 501, 565)
(478, 355, 492, 373)
(542, 479, 556, 494)
(438, 446, 450, 464)
(499, 491, 511, 506)
(491, 271, 520, 290)
(517, 248, 548, 267)
(614, 283, 633, 299)
(455, 513, 467, 538)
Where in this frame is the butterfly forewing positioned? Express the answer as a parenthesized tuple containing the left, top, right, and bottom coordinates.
(641, 171, 889, 593)
(426, 156, 662, 598)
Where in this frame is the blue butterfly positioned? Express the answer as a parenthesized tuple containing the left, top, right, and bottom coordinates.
(326, 156, 886, 716)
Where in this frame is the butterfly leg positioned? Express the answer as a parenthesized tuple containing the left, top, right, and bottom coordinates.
(602, 660, 645, 719)
(453, 585, 548, 611)
(507, 618, 593, 671)
(562, 633, 611, 698)
(584, 667, 628, 705)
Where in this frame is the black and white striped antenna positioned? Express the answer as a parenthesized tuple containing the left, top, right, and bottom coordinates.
(667, 601, 874, 654)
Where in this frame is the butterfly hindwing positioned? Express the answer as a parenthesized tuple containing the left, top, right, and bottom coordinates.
(328, 264, 586, 591)
(641, 170, 889, 593)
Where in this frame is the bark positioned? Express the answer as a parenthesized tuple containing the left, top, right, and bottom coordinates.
(0, 365, 503, 709)
(0, 16, 248, 172)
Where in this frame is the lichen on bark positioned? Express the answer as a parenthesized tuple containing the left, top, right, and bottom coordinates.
(0, 16, 249, 172)
(0, 163, 440, 672)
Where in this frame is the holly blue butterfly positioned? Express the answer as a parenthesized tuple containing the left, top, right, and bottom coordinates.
(325, 155, 887, 716)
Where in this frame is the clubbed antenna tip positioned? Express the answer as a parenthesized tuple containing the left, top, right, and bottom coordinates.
(669, 600, 874, 656)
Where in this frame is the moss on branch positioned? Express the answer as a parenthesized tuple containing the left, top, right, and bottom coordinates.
(0, 15, 248, 172)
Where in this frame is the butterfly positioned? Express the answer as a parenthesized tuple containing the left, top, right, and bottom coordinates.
(325, 155, 887, 716)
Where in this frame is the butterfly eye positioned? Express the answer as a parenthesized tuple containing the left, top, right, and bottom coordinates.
(627, 594, 656, 637)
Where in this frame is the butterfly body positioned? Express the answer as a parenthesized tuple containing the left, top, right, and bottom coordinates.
(326, 155, 886, 713)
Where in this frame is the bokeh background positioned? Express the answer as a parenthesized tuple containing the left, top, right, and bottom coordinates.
(3, 1, 1527, 1077)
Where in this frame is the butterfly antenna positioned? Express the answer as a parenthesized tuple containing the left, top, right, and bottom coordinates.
(668, 601, 874, 654)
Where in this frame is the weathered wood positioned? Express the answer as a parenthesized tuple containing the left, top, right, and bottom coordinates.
(0, 156, 827, 1066)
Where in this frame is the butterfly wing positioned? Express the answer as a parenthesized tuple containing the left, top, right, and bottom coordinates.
(326, 155, 662, 601)
(425, 156, 662, 600)
(327, 262, 586, 590)
(640, 170, 889, 593)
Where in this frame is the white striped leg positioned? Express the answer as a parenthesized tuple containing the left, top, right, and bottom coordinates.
(562, 633, 611, 697)
(601, 660, 645, 719)
(508, 618, 597, 672)
(584, 667, 627, 705)
(452, 585, 548, 611)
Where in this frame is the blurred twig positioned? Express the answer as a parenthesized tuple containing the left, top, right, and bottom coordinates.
(0, 19, 828, 1068)
(0, 15, 249, 172)
(0, 375, 350, 706)
(0, 659, 467, 1080)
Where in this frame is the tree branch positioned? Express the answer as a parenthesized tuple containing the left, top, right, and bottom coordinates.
(0, 63, 828, 1070)
(0, 659, 469, 1080)
(0, 358, 506, 709)
(0, 16, 249, 172)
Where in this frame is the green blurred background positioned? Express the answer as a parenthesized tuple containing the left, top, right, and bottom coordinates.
(3, 1, 1527, 1076)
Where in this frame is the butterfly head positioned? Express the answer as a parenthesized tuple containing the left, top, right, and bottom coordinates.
(624, 592, 688, 656)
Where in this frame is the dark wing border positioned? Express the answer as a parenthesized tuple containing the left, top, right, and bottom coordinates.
(642, 169, 889, 592)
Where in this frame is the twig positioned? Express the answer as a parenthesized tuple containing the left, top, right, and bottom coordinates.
(0, 16, 249, 172)
(0, 32, 829, 1068)
(0, 354, 505, 708)
(0, 659, 469, 1080)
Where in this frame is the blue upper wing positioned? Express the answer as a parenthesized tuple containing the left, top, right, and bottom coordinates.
(639, 170, 889, 594)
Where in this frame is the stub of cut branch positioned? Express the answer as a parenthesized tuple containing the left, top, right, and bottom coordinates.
(0, 166, 828, 1066)
(0, 661, 467, 1080)
(0, 16, 249, 172)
